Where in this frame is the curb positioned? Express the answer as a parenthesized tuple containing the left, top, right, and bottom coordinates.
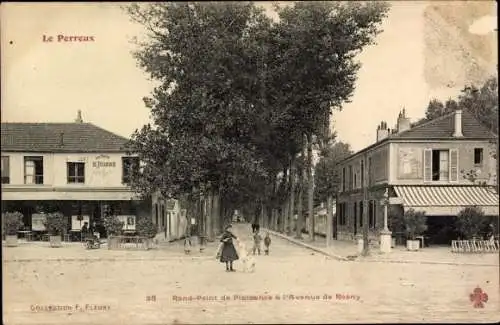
(264, 229, 499, 267)
(264, 228, 349, 261)
(356, 258, 499, 267)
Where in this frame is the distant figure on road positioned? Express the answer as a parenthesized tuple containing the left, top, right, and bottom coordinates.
(219, 225, 239, 272)
(252, 230, 262, 255)
(251, 222, 260, 234)
(264, 232, 271, 255)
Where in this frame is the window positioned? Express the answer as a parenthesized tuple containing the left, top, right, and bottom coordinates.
(342, 168, 346, 192)
(154, 203, 159, 226)
(67, 162, 85, 183)
(1, 156, 9, 184)
(122, 156, 139, 184)
(349, 165, 353, 190)
(369, 201, 376, 229)
(358, 202, 363, 227)
(360, 160, 364, 188)
(474, 148, 483, 165)
(424, 149, 458, 182)
(338, 203, 346, 226)
(24, 156, 44, 184)
(353, 202, 358, 226)
(431, 149, 449, 181)
(353, 174, 357, 189)
(368, 157, 372, 186)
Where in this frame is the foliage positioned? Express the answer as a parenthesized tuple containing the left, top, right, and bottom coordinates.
(314, 141, 353, 202)
(103, 214, 124, 236)
(124, 2, 390, 231)
(3, 212, 24, 235)
(136, 217, 157, 238)
(402, 209, 427, 240)
(417, 76, 498, 136)
(455, 206, 487, 240)
(388, 205, 405, 233)
(43, 212, 68, 236)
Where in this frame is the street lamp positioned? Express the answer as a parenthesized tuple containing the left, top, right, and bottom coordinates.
(379, 188, 392, 253)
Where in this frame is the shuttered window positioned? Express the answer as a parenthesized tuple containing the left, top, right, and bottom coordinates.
(449, 149, 459, 182)
(423, 149, 432, 182)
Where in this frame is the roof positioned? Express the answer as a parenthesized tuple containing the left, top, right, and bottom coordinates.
(392, 109, 496, 139)
(339, 110, 497, 165)
(1, 122, 130, 153)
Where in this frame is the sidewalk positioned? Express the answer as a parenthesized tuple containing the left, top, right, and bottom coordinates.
(265, 228, 499, 266)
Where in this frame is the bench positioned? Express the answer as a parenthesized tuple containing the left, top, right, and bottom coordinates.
(451, 240, 499, 253)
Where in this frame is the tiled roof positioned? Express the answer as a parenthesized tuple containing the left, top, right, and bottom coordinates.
(391, 110, 496, 139)
(339, 109, 496, 165)
(1, 122, 130, 153)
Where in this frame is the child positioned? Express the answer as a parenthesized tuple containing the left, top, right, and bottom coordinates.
(264, 232, 271, 255)
(252, 231, 262, 255)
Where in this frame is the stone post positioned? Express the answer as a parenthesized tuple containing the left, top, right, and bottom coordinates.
(379, 188, 392, 253)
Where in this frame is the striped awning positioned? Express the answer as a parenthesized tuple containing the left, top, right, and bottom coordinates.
(394, 186, 499, 216)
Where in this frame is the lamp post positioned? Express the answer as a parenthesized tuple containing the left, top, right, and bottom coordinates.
(379, 188, 392, 253)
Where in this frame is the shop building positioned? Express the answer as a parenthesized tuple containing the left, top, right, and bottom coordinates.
(336, 109, 499, 244)
(1, 112, 150, 239)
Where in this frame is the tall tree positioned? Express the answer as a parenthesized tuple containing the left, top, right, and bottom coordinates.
(271, 1, 390, 240)
(125, 3, 276, 238)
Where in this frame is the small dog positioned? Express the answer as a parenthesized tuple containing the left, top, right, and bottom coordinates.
(237, 241, 256, 272)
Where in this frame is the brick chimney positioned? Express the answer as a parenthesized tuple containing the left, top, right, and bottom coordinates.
(453, 109, 463, 137)
(396, 107, 411, 133)
(376, 121, 389, 142)
(75, 110, 83, 123)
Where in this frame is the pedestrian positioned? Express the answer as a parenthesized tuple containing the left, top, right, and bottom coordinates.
(264, 232, 271, 255)
(81, 221, 89, 240)
(219, 225, 239, 272)
(252, 230, 262, 255)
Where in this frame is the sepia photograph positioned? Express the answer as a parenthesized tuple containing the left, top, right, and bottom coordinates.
(1, 1, 499, 324)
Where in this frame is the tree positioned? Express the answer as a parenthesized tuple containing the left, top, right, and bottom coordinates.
(314, 141, 353, 203)
(271, 1, 390, 241)
(125, 3, 278, 239)
(424, 98, 445, 120)
(314, 141, 353, 246)
(455, 206, 487, 240)
(125, 2, 390, 241)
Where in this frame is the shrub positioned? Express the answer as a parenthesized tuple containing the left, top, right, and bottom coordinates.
(455, 206, 487, 240)
(136, 217, 157, 238)
(388, 205, 405, 233)
(3, 212, 24, 235)
(103, 214, 124, 236)
(43, 212, 68, 236)
(403, 209, 427, 240)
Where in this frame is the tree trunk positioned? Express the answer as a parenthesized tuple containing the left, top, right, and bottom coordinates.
(289, 160, 296, 236)
(212, 189, 220, 236)
(206, 187, 214, 241)
(326, 195, 333, 247)
(296, 152, 305, 239)
(307, 133, 315, 241)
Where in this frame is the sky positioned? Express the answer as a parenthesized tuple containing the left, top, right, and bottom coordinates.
(1, 1, 497, 152)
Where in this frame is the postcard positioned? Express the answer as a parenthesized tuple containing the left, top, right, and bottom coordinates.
(2, 2, 498, 324)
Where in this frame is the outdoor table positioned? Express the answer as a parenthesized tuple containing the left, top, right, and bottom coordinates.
(17, 231, 33, 241)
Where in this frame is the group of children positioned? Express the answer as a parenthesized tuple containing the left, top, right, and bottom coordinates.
(252, 226, 271, 256)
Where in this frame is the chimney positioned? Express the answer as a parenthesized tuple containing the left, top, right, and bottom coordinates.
(396, 107, 411, 133)
(60, 132, 64, 146)
(75, 110, 83, 123)
(376, 121, 389, 142)
(453, 109, 463, 137)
